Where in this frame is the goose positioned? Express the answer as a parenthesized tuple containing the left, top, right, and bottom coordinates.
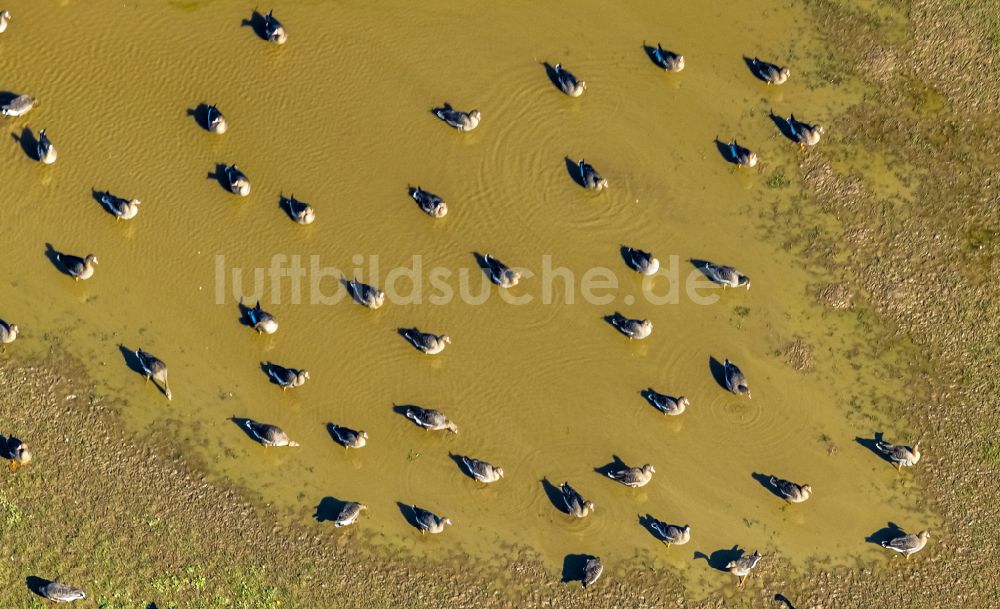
(244, 419, 299, 447)
(653, 43, 685, 72)
(1, 94, 35, 117)
(245, 300, 278, 334)
(701, 263, 750, 289)
(0, 319, 18, 352)
(409, 186, 448, 218)
(577, 158, 608, 190)
(457, 455, 503, 483)
(400, 328, 450, 354)
(433, 103, 480, 131)
(723, 359, 751, 398)
(553, 63, 586, 96)
(582, 556, 603, 588)
(751, 58, 790, 84)
(100, 192, 141, 220)
(482, 254, 521, 288)
(650, 521, 691, 547)
(283, 194, 315, 224)
(876, 436, 923, 471)
(642, 389, 688, 415)
(728, 140, 758, 167)
(768, 476, 813, 503)
(206, 104, 228, 134)
(788, 114, 824, 147)
(56, 252, 98, 281)
(346, 278, 385, 309)
(328, 424, 367, 449)
(559, 482, 594, 518)
(37, 581, 87, 603)
(726, 550, 762, 587)
(404, 406, 458, 434)
(882, 529, 930, 559)
(607, 463, 655, 488)
(411, 505, 451, 534)
(333, 502, 368, 527)
(5, 437, 31, 470)
(622, 247, 660, 275)
(0, 10, 10, 33)
(224, 164, 251, 196)
(135, 348, 172, 400)
(607, 313, 652, 340)
(37, 129, 57, 164)
(263, 10, 287, 44)
(264, 363, 309, 390)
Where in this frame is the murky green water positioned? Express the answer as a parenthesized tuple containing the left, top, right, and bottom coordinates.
(0, 0, 932, 597)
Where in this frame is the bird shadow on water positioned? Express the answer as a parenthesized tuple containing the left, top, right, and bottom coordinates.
(25, 576, 50, 599)
(240, 11, 269, 41)
(856, 432, 895, 463)
(743, 56, 770, 82)
(694, 545, 743, 572)
(187, 103, 213, 131)
(563, 156, 585, 187)
(395, 502, 423, 530)
(540, 478, 569, 513)
(0, 91, 18, 106)
(207, 163, 230, 193)
(117, 344, 146, 378)
(593, 455, 627, 478)
(774, 593, 798, 609)
(44, 243, 73, 277)
(751, 472, 785, 499)
(638, 513, 665, 541)
(866, 522, 904, 546)
(237, 300, 256, 328)
(561, 554, 593, 584)
(768, 112, 797, 142)
(11, 127, 38, 160)
(641, 42, 662, 67)
(541, 62, 562, 90)
(714, 138, 738, 164)
(448, 452, 474, 479)
(708, 356, 728, 391)
(314, 496, 349, 522)
(688, 258, 715, 278)
(229, 417, 261, 444)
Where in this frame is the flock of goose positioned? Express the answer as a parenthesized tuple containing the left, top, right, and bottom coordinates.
(0, 7, 930, 601)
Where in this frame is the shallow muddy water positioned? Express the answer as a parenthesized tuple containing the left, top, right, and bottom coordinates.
(0, 0, 931, 597)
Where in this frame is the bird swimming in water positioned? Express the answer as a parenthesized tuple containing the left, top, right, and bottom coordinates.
(99, 192, 141, 220)
(346, 278, 385, 309)
(400, 328, 450, 354)
(582, 556, 603, 588)
(283, 194, 315, 224)
(607, 462, 655, 487)
(0, 10, 10, 34)
(787, 114, 824, 148)
(875, 435, 923, 472)
(577, 158, 608, 190)
(650, 520, 691, 548)
(4, 437, 31, 470)
(333, 501, 368, 527)
(622, 247, 660, 275)
(723, 359, 751, 398)
(36, 580, 87, 603)
(433, 103, 480, 131)
(328, 424, 367, 449)
(135, 348, 172, 400)
(558, 482, 595, 518)
(652, 42, 685, 72)
(36, 129, 57, 164)
(410, 505, 452, 534)
(408, 186, 448, 218)
(224, 164, 251, 196)
(641, 389, 688, 415)
(1, 94, 35, 117)
(205, 104, 228, 133)
(727, 140, 758, 167)
(0, 319, 18, 352)
(607, 313, 653, 340)
(457, 455, 504, 483)
(56, 252, 98, 281)
(881, 529, 930, 559)
(244, 300, 278, 334)
(726, 549, 762, 586)
(700, 262, 750, 289)
(403, 406, 458, 434)
(553, 63, 586, 96)
(751, 57, 790, 84)
(244, 419, 299, 447)
(482, 254, 521, 288)
(263, 10, 287, 44)
(768, 476, 813, 503)
(264, 363, 309, 391)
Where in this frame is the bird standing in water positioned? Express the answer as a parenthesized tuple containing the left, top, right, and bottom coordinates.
(135, 348, 172, 400)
